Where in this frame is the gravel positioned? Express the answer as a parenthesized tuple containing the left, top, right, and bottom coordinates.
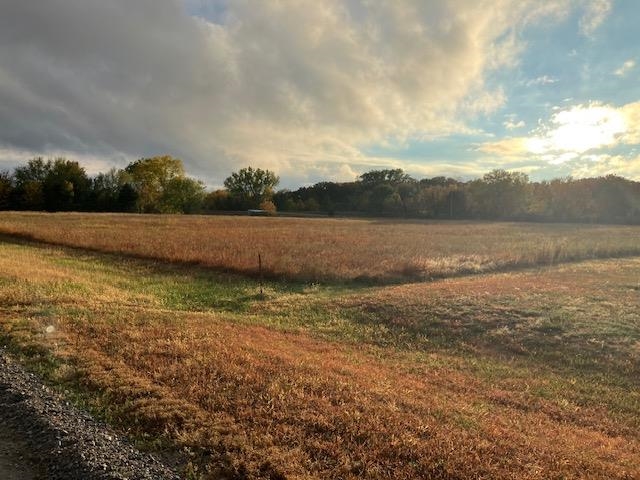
(0, 349, 181, 479)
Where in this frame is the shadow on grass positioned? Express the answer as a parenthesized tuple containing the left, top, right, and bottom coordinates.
(2, 232, 638, 389)
(0, 233, 369, 314)
(336, 299, 640, 390)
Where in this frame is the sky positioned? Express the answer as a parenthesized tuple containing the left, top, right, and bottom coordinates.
(0, 0, 639, 188)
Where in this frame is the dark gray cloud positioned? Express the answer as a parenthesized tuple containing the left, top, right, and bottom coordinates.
(0, 0, 225, 166)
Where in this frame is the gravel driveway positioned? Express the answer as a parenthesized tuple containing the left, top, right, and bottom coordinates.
(0, 349, 180, 479)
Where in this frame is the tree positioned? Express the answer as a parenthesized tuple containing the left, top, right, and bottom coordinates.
(125, 155, 185, 213)
(224, 167, 279, 209)
(592, 175, 634, 223)
(116, 183, 139, 212)
(0, 171, 13, 210)
(359, 169, 413, 186)
(13, 157, 51, 210)
(42, 158, 90, 211)
(411, 184, 459, 218)
(368, 183, 396, 213)
(204, 189, 232, 211)
(467, 169, 529, 219)
(11, 157, 90, 211)
(13, 157, 50, 186)
(356, 169, 415, 214)
(160, 177, 205, 214)
(258, 199, 277, 215)
(123, 156, 206, 213)
(90, 168, 126, 211)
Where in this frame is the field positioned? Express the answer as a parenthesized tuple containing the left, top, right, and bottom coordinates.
(2, 212, 640, 281)
(0, 212, 639, 479)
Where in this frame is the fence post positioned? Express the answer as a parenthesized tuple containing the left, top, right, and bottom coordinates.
(258, 253, 264, 298)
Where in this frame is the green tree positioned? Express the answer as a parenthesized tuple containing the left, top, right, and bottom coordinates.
(13, 157, 51, 210)
(467, 169, 529, 219)
(125, 155, 185, 213)
(369, 183, 396, 213)
(224, 167, 279, 209)
(412, 184, 458, 218)
(160, 177, 205, 214)
(204, 189, 232, 211)
(116, 184, 139, 212)
(90, 168, 125, 211)
(357, 168, 415, 214)
(14, 157, 50, 186)
(0, 171, 13, 210)
(359, 169, 413, 185)
(42, 158, 90, 211)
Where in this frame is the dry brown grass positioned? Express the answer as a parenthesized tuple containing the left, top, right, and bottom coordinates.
(0, 241, 639, 479)
(66, 316, 640, 479)
(2, 212, 640, 282)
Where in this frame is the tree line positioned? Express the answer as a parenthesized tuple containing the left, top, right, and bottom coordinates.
(0, 156, 205, 214)
(269, 168, 640, 224)
(1, 156, 639, 224)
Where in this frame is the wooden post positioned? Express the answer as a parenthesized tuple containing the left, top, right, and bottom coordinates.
(258, 253, 264, 298)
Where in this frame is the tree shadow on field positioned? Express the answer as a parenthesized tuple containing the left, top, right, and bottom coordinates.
(0, 233, 367, 314)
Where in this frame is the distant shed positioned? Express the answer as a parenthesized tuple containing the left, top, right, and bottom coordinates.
(247, 209, 269, 216)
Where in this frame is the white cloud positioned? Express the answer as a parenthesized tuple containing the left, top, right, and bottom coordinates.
(542, 151, 580, 165)
(579, 0, 612, 36)
(614, 59, 636, 77)
(478, 137, 529, 157)
(463, 87, 507, 116)
(404, 160, 494, 180)
(542, 103, 626, 153)
(569, 154, 640, 179)
(481, 102, 638, 157)
(479, 101, 640, 175)
(504, 119, 525, 130)
(525, 75, 558, 86)
(0, 0, 601, 184)
(620, 102, 640, 144)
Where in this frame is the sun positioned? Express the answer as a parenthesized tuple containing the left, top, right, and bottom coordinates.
(535, 104, 627, 154)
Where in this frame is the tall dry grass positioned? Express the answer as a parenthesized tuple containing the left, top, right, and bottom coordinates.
(1, 212, 640, 281)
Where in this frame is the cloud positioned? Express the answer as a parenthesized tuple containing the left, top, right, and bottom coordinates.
(620, 102, 640, 144)
(480, 101, 639, 158)
(503, 119, 525, 130)
(525, 75, 558, 86)
(0, 0, 601, 184)
(614, 59, 636, 77)
(540, 103, 626, 153)
(463, 87, 507, 116)
(579, 0, 612, 36)
(568, 154, 640, 179)
(0, 145, 128, 176)
(478, 101, 640, 178)
(478, 137, 529, 157)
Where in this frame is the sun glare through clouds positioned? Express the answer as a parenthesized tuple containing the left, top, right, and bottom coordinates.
(544, 104, 626, 153)
(482, 102, 638, 167)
